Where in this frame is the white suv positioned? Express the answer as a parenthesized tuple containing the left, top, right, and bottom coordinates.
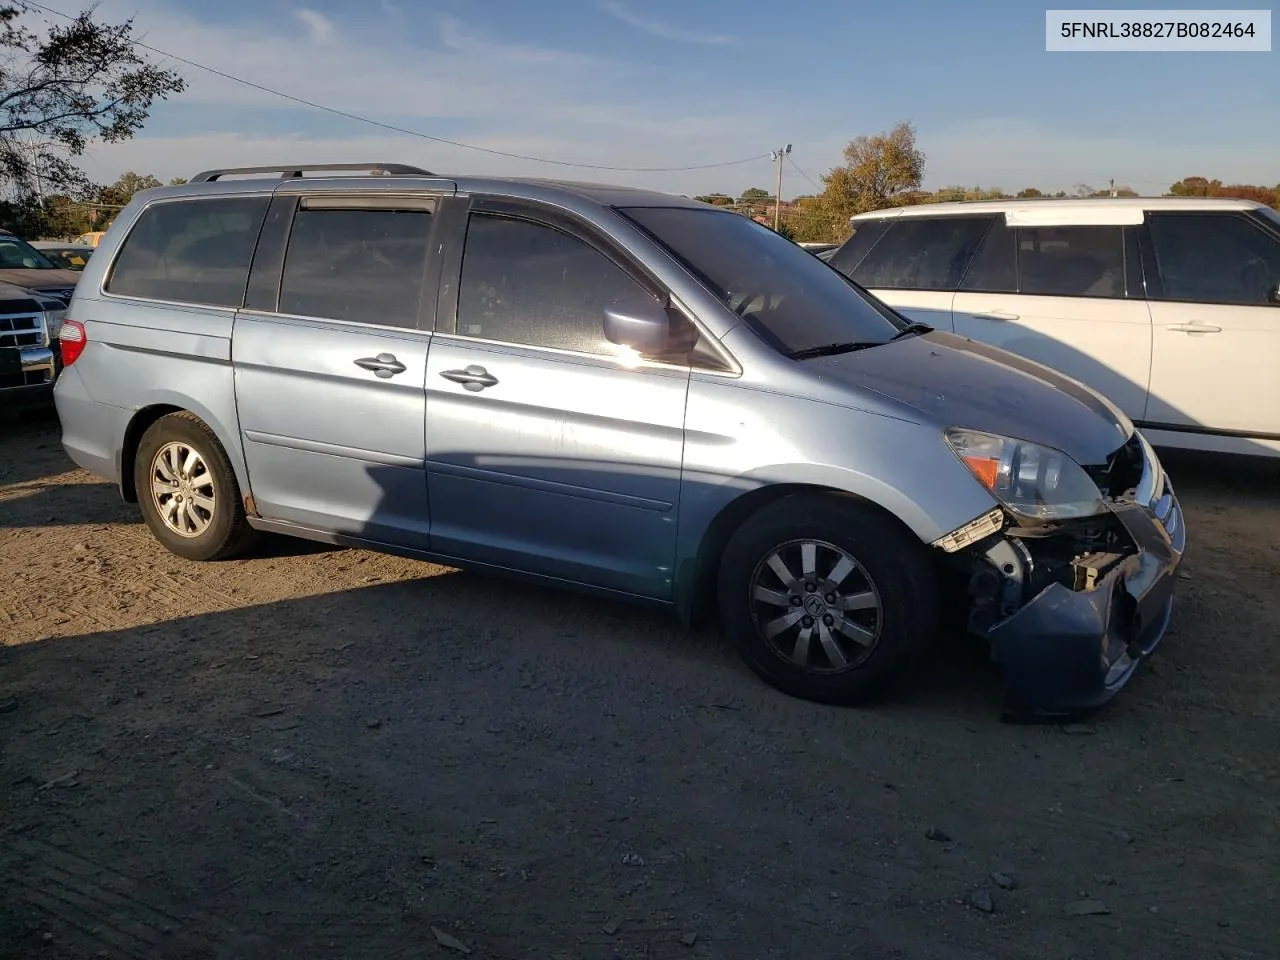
(825, 197, 1280, 458)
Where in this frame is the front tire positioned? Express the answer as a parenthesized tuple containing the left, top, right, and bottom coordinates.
(134, 412, 257, 561)
(717, 494, 939, 705)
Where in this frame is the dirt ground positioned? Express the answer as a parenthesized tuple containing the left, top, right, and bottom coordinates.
(1, 406, 1278, 960)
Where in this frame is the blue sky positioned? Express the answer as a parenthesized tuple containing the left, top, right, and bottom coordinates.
(52, 0, 1280, 196)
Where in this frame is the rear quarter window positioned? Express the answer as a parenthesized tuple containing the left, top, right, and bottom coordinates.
(106, 196, 270, 307)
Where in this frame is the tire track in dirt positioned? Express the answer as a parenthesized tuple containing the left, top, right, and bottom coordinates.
(8, 838, 229, 959)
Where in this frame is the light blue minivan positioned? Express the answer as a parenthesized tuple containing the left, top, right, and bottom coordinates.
(53, 163, 1186, 717)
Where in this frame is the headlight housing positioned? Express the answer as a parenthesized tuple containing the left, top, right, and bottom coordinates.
(944, 428, 1105, 521)
(43, 306, 66, 342)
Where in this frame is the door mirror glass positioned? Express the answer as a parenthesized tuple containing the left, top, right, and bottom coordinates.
(603, 299, 669, 353)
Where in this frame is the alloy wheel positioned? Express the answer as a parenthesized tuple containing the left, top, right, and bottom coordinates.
(748, 538, 882, 673)
(150, 441, 217, 538)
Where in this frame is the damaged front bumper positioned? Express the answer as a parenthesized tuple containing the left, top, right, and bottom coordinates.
(959, 434, 1186, 718)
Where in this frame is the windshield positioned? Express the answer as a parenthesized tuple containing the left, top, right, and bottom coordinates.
(0, 234, 58, 270)
(1258, 207, 1280, 231)
(617, 206, 905, 355)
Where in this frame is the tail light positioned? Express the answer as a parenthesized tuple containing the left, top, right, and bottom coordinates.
(59, 318, 87, 367)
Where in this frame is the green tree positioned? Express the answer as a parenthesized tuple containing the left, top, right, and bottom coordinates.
(168, 177, 187, 186)
(1016, 187, 1043, 198)
(99, 170, 162, 206)
(739, 186, 772, 202)
(1168, 176, 1220, 197)
(0, 2, 184, 219)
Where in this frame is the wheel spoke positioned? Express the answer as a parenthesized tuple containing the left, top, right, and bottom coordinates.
(817, 622, 849, 668)
(752, 585, 791, 608)
(800, 542, 817, 578)
(156, 451, 177, 482)
(827, 555, 855, 588)
(164, 497, 180, 524)
(836, 615, 876, 647)
(190, 471, 214, 494)
(152, 479, 178, 498)
(182, 448, 200, 479)
(763, 608, 804, 639)
(191, 494, 215, 514)
(838, 591, 877, 612)
(766, 552, 798, 590)
(791, 624, 814, 664)
(184, 501, 204, 533)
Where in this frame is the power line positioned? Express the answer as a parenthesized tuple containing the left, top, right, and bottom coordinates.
(787, 154, 823, 193)
(23, 1, 767, 174)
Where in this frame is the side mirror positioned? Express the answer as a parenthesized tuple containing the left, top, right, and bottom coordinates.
(603, 299, 669, 354)
(1269, 282, 1280, 305)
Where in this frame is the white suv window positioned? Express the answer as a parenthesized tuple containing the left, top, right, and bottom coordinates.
(1017, 226, 1124, 299)
(1148, 213, 1280, 306)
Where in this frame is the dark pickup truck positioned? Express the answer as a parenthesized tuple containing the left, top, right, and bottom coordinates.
(0, 231, 79, 407)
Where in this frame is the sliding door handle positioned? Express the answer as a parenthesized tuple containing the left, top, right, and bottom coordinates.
(354, 353, 407, 378)
(440, 365, 498, 391)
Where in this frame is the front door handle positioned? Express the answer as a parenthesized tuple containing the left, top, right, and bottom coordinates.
(440, 365, 499, 391)
(354, 353, 407, 378)
(1166, 322, 1222, 334)
(971, 310, 1020, 322)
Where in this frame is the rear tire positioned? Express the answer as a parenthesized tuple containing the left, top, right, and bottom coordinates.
(717, 493, 939, 705)
(134, 411, 257, 561)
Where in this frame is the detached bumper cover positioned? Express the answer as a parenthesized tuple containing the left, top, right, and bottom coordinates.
(989, 439, 1186, 717)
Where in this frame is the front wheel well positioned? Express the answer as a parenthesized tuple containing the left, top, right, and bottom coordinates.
(681, 484, 924, 627)
(119, 404, 184, 502)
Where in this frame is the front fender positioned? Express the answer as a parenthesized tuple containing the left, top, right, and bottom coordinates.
(673, 377, 999, 620)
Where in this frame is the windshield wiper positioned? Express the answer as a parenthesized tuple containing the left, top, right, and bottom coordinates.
(890, 322, 934, 341)
(787, 341, 880, 360)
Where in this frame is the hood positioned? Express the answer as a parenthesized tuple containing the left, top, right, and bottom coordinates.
(806, 330, 1133, 466)
(0, 267, 81, 292)
(0, 280, 48, 313)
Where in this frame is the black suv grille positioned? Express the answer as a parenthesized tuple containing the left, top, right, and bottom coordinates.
(1084, 433, 1145, 499)
(0, 312, 44, 348)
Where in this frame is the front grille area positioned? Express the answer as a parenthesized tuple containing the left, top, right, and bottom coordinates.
(1084, 433, 1145, 500)
(0, 368, 52, 389)
(0, 313, 45, 349)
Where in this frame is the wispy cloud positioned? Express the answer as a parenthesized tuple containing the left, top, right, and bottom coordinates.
(294, 8, 335, 45)
(596, 0, 735, 45)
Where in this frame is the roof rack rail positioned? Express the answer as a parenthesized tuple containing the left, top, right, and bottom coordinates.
(188, 163, 435, 183)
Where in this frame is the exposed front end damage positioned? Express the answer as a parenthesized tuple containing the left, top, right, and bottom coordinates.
(936, 432, 1186, 719)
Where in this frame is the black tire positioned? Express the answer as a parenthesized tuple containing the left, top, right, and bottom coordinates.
(134, 411, 257, 561)
(717, 493, 939, 705)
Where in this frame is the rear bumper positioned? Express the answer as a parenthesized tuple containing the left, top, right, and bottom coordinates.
(989, 438, 1186, 718)
(52, 365, 128, 484)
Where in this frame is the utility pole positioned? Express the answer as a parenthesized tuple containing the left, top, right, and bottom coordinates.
(770, 144, 791, 230)
(1109, 178, 1117, 197)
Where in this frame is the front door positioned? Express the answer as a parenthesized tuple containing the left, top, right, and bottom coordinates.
(1143, 211, 1280, 443)
(233, 193, 442, 547)
(423, 200, 690, 600)
(951, 221, 1153, 421)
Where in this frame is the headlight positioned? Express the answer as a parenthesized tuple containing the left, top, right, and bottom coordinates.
(944, 428, 1105, 521)
(43, 307, 66, 341)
